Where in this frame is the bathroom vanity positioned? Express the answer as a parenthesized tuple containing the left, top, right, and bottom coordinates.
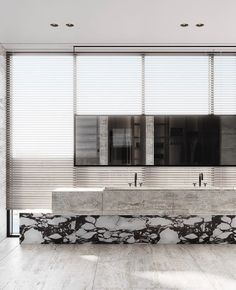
(17, 115, 236, 244)
(20, 186, 236, 244)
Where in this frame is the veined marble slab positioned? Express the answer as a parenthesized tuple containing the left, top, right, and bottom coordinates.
(20, 213, 236, 244)
(52, 189, 103, 215)
(52, 187, 236, 215)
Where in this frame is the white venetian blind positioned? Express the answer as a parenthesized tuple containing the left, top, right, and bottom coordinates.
(76, 55, 142, 114)
(8, 54, 74, 209)
(145, 56, 209, 115)
(8, 52, 236, 211)
(214, 56, 236, 114)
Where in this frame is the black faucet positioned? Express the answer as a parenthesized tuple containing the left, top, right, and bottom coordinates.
(134, 173, 137, 187)
(199, 173, 204, 187)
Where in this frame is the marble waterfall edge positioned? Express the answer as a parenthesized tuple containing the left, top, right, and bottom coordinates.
(20, 214, 236, 244)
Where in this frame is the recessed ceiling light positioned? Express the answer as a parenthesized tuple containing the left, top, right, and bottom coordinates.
(50, 23, 59, 27)
(180, 23, 189, 27)
(196, 23, 204, 27)
(66, 23, 74, 27)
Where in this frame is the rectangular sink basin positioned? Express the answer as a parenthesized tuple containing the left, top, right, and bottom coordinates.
(53, 187, 105, 192)
(104, 186, 231, 190)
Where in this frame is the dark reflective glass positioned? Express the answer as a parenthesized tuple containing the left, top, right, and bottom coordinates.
(220, 116, 236, 165)
(154, 116, 220, 165)
(108, 116, 146, 165)
(75, 116, 146, 166)
(75, 115, 236, 166)
(75, 116, 100, 165)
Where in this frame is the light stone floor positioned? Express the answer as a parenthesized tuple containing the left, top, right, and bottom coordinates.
(0, 239, 236, 290)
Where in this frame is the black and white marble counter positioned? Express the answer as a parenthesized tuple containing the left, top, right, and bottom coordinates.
(20, 213, 236, 244)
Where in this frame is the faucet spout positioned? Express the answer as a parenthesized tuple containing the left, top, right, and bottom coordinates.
(134, 173, 137, 187)
(199, 173, 204, 187)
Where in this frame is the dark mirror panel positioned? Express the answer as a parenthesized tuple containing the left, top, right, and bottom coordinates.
(154, 116, 220, 166)
(108, 116, 146, 165)
(75, 116, 146, 166)
(75, 116, 100, 165)
(220, 116, 236, 165)
(75, 115, 236, 166)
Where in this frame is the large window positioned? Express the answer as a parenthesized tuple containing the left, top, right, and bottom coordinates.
(8, 54, 74, 210)
(76, 55, 142, 114)
(145, 56, 209, 114)
(7, 52, 236, 213)
(76, 54, 236, 115)
(214, 56, 236, 114)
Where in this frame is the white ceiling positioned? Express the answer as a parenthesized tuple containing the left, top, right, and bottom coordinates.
(1, 0, 236, 51)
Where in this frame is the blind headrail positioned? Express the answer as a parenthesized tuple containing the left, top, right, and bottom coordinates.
(73, 45, 236, 54)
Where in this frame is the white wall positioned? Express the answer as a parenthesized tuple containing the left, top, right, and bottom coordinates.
(0, 45, 6, 240)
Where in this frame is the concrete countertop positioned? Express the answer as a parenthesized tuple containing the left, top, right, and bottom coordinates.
(52, 187, 236, 216)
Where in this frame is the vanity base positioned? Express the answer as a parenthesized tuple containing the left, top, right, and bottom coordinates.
(20, 214, 236, 244)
